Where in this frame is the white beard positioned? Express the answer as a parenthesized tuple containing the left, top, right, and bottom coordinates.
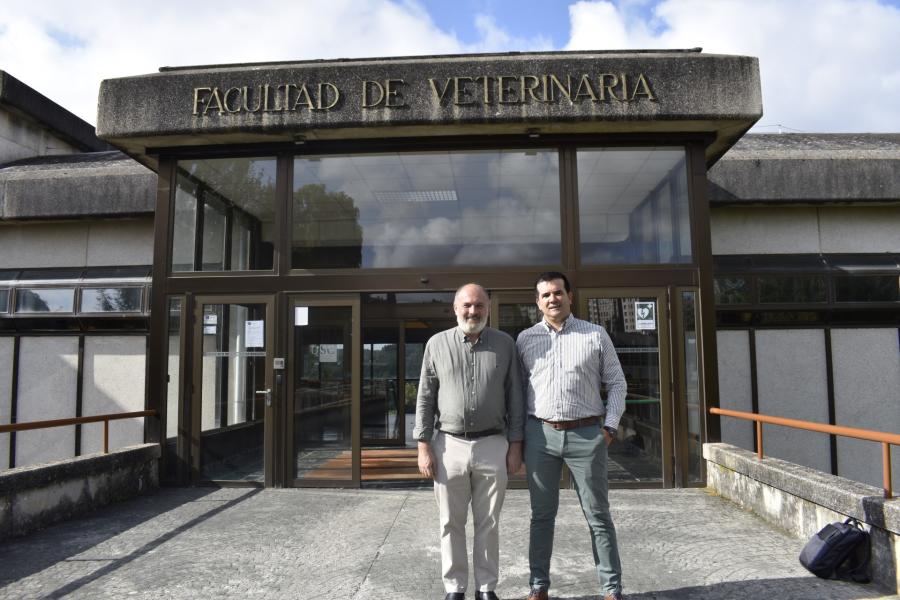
(457, 315, 486, 335)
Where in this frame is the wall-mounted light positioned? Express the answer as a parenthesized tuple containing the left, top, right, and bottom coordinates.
(526, 128, 541, 139)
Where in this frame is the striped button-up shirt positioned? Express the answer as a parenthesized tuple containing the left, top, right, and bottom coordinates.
(516, 314, 627, 430)
(414, 326, 525, 442)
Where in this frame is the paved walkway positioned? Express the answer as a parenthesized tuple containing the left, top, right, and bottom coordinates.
(0, 488, 895, 599)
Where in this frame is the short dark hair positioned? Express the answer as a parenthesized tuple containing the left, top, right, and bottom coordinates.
(534, 271, 571, 295)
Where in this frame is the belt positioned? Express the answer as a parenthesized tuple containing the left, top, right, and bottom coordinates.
(441, 428, 503, 440)
(534, 415, 601, 431)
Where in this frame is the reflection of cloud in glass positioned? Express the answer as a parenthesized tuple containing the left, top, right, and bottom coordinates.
(293, 150, 562, 268)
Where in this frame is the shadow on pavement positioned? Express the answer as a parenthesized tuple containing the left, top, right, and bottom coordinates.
(0, 487, 259, 596)
(548, 576, 892, 600)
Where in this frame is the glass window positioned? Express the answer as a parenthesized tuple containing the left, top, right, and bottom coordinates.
(79, 288, 143, 313)
(172, 157, 276, 272)
(680, 291, 703, 483)
(758, 275, 826, 303)
(15, 288, 75, 313)
(577, 147, 691, 265)
(292, 149, 561, 269)
(834, 275, 900, 302)
(0, 289, 8, 313)
(714, 277, 751, 305)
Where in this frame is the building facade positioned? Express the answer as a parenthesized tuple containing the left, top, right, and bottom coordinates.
(0, 52, 897, 490)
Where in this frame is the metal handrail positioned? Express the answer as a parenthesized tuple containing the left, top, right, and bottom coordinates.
(710, 406, 899, 499)
(0, 410, 157, 455)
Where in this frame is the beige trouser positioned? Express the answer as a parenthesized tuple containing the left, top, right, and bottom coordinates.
(433, 430, 509, 593)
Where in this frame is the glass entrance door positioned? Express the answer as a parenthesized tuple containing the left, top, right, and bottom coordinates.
(191, 296, 274, 485)
(289, 295, 360, 487)
(579, 288, 673, 486)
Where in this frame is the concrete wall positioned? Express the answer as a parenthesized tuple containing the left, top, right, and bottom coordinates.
(0, 110, 79, 165)
(705, 443, 900, 594)
(754, 329, 831, 473)
(716, 330, 754, 450)
(80, 336, 146, 455)
(831, 328, 900, 489)
(15, 337, 78, 466)
(0, 443, 159, 540)
(0, 218, 153, 268)
(711, 205, 900, 254)
(0, 337, 12, 471)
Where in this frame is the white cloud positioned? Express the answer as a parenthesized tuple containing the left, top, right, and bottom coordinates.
(2, 0, 897, 132)
(0, 0, 521, 125)
(565, 0, 900, 132)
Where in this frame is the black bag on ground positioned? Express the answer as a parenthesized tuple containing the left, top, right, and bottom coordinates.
(799, 517, 871, 582)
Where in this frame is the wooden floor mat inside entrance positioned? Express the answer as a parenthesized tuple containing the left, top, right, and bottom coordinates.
(300, 448, 422, 481)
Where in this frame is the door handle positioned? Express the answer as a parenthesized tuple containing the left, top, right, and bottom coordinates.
(256, 388, 272, 407)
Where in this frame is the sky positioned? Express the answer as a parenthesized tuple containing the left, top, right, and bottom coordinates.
(1, 0, 899, 133)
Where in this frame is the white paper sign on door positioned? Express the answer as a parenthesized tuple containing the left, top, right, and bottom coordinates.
(295, 306, 309, 326)
(635, 301, 657, 331)
(245, 320, 265, 348)
(319, 344, 338, 363)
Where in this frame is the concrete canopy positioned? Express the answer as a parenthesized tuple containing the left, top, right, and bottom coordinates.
(97, 50, 762, 170)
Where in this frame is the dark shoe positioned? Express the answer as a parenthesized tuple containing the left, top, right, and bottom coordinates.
(445, 594, 465, 600)
(603, 593, 625, 600)
(475, 592, 500, 600)
(526, 588, 548, 600)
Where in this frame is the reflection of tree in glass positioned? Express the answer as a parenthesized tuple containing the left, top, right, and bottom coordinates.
(188, 158, 277, 220)
(22, 290, 50, 312)
(97, 289, 131, 312)
(292, 184, 363, 268)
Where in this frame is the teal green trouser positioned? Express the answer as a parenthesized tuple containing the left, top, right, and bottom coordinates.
(524, 416, 622, 595)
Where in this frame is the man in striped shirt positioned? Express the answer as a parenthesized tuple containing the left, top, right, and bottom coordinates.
(516, 271, 628, 600)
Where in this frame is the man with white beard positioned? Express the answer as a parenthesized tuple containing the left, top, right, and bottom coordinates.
(415, 283, 525, 600)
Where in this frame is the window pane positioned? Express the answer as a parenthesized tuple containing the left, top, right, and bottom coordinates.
(578, 147, 692, 265)
(758, 275, 826, 303)
(834, 275, 900, 302)
(680, 291, 703, 483)
(172, 157, 276, 272)
(164, 297, 182, 482)
(714, 277, 751, 304)
(15, 288, 75, 313)
(80, 288, 143, 313)
(292, 150, 561, 268)
(0, 289, 8, 313)
(171, 176, 198, 271)
(201, 198, 227, 271)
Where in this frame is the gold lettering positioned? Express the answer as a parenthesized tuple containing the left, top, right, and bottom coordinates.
(618, 73, 629, 102)
(202, 87, 224, 115)
(293, 83, 314, 110)
(278, 84, 294, 112)
(428, 78, 452, 104)
(573, 74, 597, 102)
(192, 87, 212, 115)
(520, 76, 542, 103)
(476, 75, 493, 104)
(221, 87, 242, 113)
(241, 86, 263, 113)
(631, 73, 655, 100)
(497, 75, 519, 104)
(453, 77, 475, 105)
(316, 83, 340, 110)
(262, 84, 277, 111)
(384, 79, 406, 107)
(549, 75, 572, 104)
(599, 74, 619, 102)
(362, 80, 385, 108)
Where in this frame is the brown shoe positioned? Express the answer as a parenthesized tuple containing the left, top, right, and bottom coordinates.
(603, 593, 625, 600)
(526, 589, 548, 600)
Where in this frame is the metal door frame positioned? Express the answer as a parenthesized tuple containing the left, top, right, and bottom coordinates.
(190, 294, 276, 486)
(577, 287, 674, 488)
(285, 293, 361, 488)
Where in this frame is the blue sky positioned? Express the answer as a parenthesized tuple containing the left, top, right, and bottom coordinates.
(1, 0, 899, 132)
